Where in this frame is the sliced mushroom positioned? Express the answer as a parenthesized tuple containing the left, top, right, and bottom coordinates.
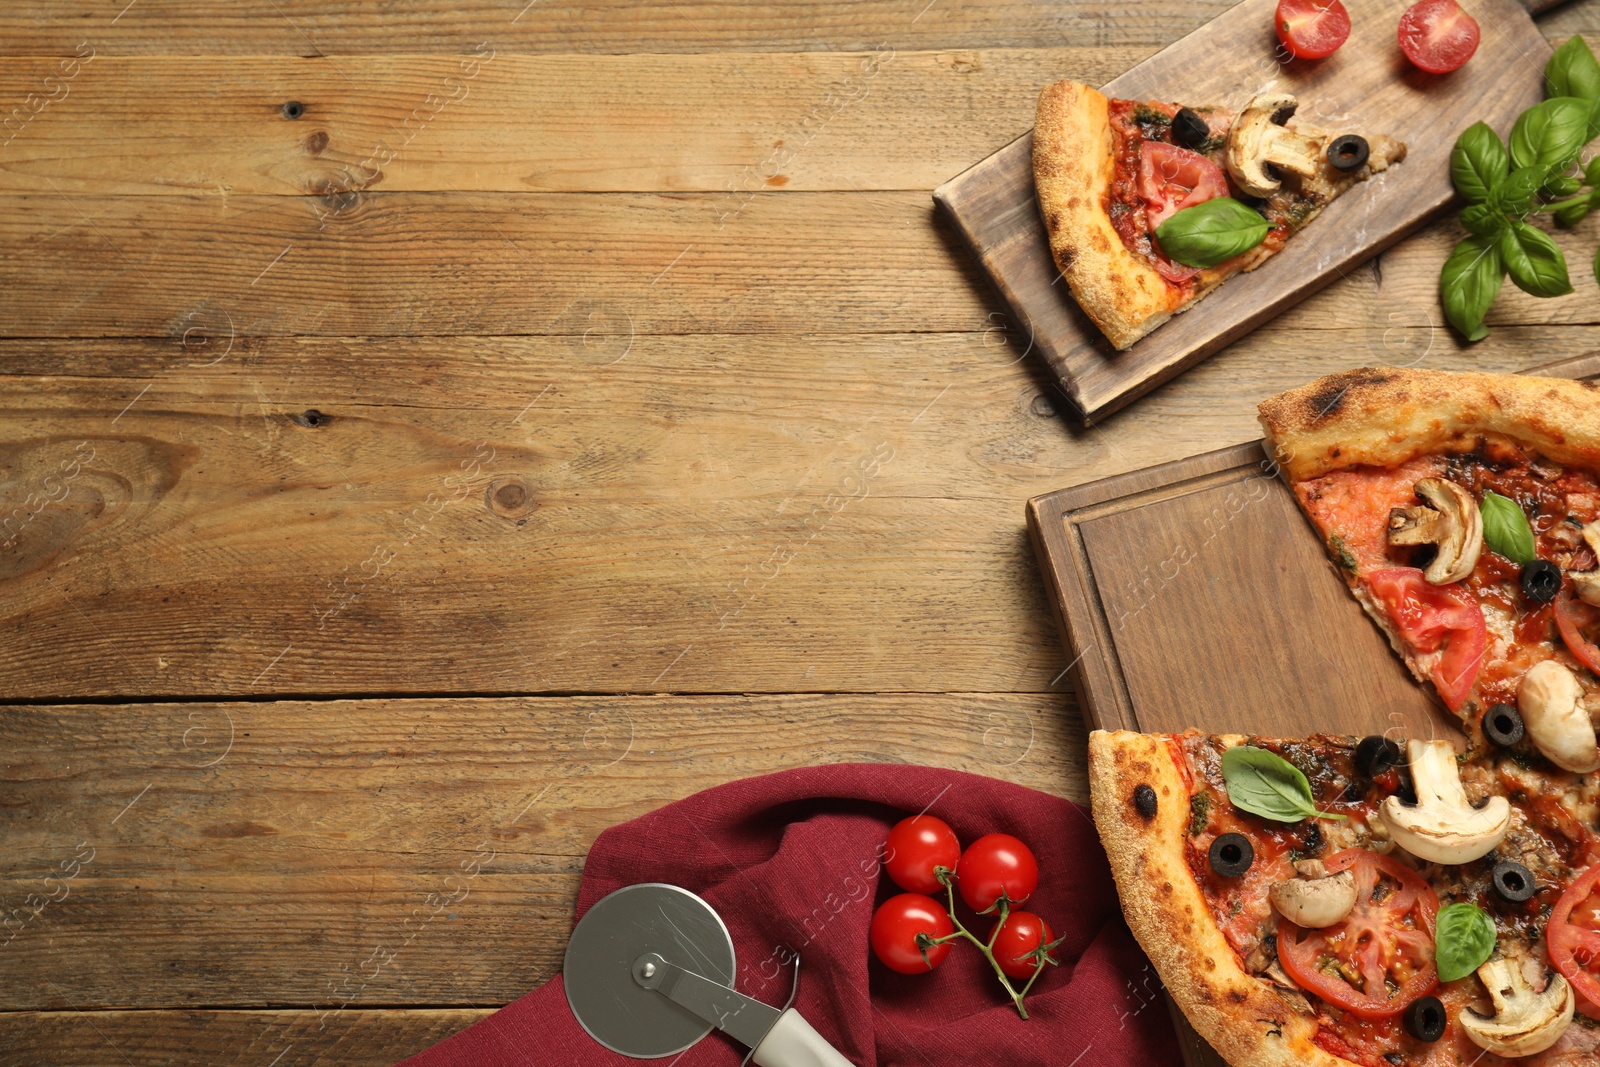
(1570, 569, 1600, 606)
(1225, 93, 1324, 198)
(1583, 519, 1600, 559)
(1378, 740, 1511, 865)
(1387, 479, 1483, 585)
(1517, 660, 1600, 773)
(1268, 869, 1357, 928)
(1459, 958, 1574, 1058)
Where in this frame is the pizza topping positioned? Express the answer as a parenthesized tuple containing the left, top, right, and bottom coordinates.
(1434, 901, 1497, 981)
(1517, 660, 1600, 773)
(1484, 703, 1527, 748)
(1221, 744, 1348, 822)
(1570, 567, 1600, 606)
(1225, 93, 1324, 199)
(1548, 863, 1600, 1013)
(1402, 994, 1448, 1042)
(1367, 567, 1488, 711)
(1491, 859, 1537, 903)
(1325, 134, 1370, 173)
(1354, 735, 1403, 779)
(1554, 588, 1600, 676)
(1138, 141, 1228, 234)
(1481, 489, 1538, 566)
(1170, 107, 1212, 150)
(1457, 957, 1575, 1057)
(1522, 559, 1563, 603)
(1379, 740, 1511, 865)
(1386, 478, 1483, 584)
(1209, 832, 1255, 877)
(1268, 869, 1357, 928)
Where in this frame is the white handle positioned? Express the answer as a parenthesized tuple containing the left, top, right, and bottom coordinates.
(750, 1008, 854, 1067)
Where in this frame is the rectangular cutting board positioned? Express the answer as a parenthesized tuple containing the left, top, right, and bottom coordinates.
(1026, 351, 1600, 1067)
(933, 0, 1559, 425)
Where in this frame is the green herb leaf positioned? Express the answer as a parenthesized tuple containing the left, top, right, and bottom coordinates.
(1544, 174, 1584, 197)
(1481, 490, 1537, 565)
(1450, 122, 1509, 203)
(1587, 155, 1600, 187)
(1435, 902, 1497, 983)
(1220, 746, 1346, 824)
(1500, 220, 1573, 297)
(1460, 203, 1507, 239)
(1441, 236, 1505, 343)
(1510, 98, 1593, 172)
(1154, 198, 1271, 269)
(1546, 36, 1600, 101)
(1494, 164, 1547, 215)
(1555, 199, 1592, 228)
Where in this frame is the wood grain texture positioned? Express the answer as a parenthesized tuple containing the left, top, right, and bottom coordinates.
(0, 50, 1146, 195)
(0, 694, 1080, 1010)
(935, 1, 1559, 422)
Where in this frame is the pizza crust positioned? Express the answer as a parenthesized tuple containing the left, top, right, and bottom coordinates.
(1088, 730, 1352, 1067)
(1259, 366, 1600, 481)
(1032, 80, 1186, 350)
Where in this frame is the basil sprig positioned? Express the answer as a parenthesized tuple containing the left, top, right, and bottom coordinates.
(1481, 490, 1536, 565)
(1442, 36, 1600, 341)
(1220, 746, 1347, 823)
(1154, 198, 1270, 269)
(1435, 902, 1497, 982)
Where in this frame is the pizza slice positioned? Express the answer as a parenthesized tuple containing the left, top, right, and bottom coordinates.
(1261, 367, 1600, 763)
(1032, 81, 1405, 350)
(1089, 728, 1600, 1066)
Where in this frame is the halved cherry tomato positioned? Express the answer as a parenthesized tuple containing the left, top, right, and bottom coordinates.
(884, 815, 961, 895)
(1139, 141, 1229, 234)
(957, 833, 1039, 914)
(1277, 848, 1440, 1018)
(870, 893, 955, 974)
(1367, 567, 1487, 711)
(990, 911, 1055, 979)
(1397, 0, 1480, 74)
(1554, 587, 1600, 676)
(1549, 864, 1600, 1017)
(1275, 0, 1351, 60)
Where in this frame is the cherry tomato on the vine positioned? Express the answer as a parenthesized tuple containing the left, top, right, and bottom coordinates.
(884, 815, 961, 894)
(1274, 0, 1351, 61)
(957, 834, 1039, 914)
(1397, 0, 1480, 74)
(870, 893, 955, 974)
(991, 911, 1055, 980)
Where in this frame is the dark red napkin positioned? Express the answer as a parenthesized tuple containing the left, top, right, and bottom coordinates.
(397, 763, 1180, 1067)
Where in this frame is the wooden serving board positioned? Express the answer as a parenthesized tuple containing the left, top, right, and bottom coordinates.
(1026, 351, 1600, 1067)
(933, 0, 1560, 425)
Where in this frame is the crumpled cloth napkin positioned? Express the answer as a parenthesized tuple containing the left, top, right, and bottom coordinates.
(397, 762, 1180, 1067)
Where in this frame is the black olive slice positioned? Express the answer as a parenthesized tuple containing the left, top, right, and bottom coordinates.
(1483, 703, 1525, 748)
(1491, 860, 1536, 902)
(1403, 995, 1447, 1042)
(1326, 134, 1370, 172)
(1208, 833, 1254, 878)
(1521, 559, 1561, 603)
(1133, 783, 1158, 819)
(1354, 735, 1402, 778)
(1172, 108, 1211, 149)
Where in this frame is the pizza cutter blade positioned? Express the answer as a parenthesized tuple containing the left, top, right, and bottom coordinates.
(564, 882, 855, 1066)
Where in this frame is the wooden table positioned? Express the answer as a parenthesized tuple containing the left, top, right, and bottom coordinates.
(1, 4, 1596, 1063)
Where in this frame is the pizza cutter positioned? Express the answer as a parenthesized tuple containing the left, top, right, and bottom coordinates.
(564, 882, 854, 1066)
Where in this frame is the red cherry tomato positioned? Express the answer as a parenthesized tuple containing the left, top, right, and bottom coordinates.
(1277, 849, 1440, 1018)
(1274, 0, 1351, 60)
(884, 815, 961, 895)
(1398, 0, 1480, 74)
(870, 893, 954, 974)
(1554, 588, 1600, 675)
(1367, 567, 1487, 711)
(1549, 864, 1600, 1015)
(957, 834, 1039, 914)
(990, 911, 1055, 979)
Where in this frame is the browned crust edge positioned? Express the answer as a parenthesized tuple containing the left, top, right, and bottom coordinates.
(1032, 80, 1183, 350)
(1088, 730, 1351, 1067)
(1258, 366, 1600, 481)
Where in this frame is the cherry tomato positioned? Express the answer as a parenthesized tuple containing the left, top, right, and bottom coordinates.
(1277, 848, 1440, 1018)
(1549, 864, 1600, 1016)
(1398, 0, 1480, 74)
(1275, 0, 1351, 60)
(870, 893, 954, 974)
(990, 911, 1055, 979)
(1554, 588, 1600, 675)
(884, 815, 960, 895)
(1367, 567, 1487, 711)
(957, 834, 1039, 914)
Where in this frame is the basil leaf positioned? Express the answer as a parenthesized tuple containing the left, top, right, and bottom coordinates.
(1220, 746, 1346, 823)
(1435, 902, 1497, 983)
(1450, 122, 1509, 203)
(1493, 164, 1547, 215)
(1509, 98, 1592, 172)
(1556, 199, 1592, 228)
(1441, 236, 1504, 343)
(1544, 174, 1584, 197)
(1460, 203, 1507, 239)
(1545, 35, 1600, 104)
(1588, 155, 1600, 187)
(1500, 220, 1573, 298)
(1154, 198, 1270, 269)
(1481, 490, 1537, 564)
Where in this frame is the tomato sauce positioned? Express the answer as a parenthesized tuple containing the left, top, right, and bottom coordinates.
(1104, 100, 1198, 301)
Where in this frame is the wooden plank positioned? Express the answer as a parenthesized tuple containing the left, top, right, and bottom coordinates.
(0, 50, 1145, 195)
(0, 1009, 493, 1066)
(0, 694, 1081, 1010)
(934, 0, 1554, 423)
